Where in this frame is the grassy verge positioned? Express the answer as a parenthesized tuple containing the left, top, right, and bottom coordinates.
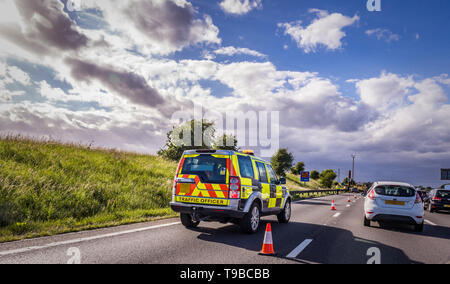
(0, 136, 178, 243)
(286, 173, 323, 191)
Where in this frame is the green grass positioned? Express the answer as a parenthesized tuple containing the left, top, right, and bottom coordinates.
(0, 136, 178, 243)
(286, 173, 323, 190)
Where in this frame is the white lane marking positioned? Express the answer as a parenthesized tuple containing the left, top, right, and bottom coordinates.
(346, 205, 351, 207)
(425, 220, 437, 226)
(286, 239, 313, 259)
(333, 213, 341, 218)
(0, 222, 181, 256)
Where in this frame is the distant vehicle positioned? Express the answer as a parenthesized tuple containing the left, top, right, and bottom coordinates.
(417, 190, 429, 204)
(424, 189, 450, 213)
(351, 188, 359, 193)
(363, 181, 424, 232)
(170, 149, 291, 234)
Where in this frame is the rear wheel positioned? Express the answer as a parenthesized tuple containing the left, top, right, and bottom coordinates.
(414, 222, 424, 232)
(364, 215, 371, 227)
(240, 203, 260, 234)
(180, 213, 200, 229)
(277, 199, 291, 224)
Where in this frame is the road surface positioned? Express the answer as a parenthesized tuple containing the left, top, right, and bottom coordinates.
(0, 194, 449, 264)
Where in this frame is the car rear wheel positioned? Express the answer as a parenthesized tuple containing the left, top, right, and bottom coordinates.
(364, 215, 371, 227)
(180, 213, 200, 229)
(277, 199, 291, 224)
(240, 203, 260, 234)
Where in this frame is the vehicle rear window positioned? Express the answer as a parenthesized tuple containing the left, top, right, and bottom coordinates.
(374, 185, 416, 197)
(436, 190, 450, 198)
(238, 155, 255, 179)
(181, 155, 228, 184)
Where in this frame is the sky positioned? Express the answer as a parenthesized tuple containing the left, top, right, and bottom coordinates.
(0, 0, 449, 187)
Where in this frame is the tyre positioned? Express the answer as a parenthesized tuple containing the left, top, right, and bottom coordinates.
(277, 199, 291, 224)
(180, 213, 200, 229)
(240, 203, 261, 234)
(364, 215, 371, 227)
(414, 222, 424, 232)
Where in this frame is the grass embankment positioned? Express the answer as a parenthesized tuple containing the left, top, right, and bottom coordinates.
(286, 173, 341, 201)
(286, 173, 322, 191)
(0, 137, 178, 243)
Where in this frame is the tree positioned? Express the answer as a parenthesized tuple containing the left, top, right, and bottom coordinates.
(158, 120, 215, 161)
(310, 170, 319, 180)
(271, 149, 294, 177)
(319, 169, 337, 188)
(291, 162, 305, 175)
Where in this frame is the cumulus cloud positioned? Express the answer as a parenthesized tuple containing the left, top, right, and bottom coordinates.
(352, 72, 414, 110)
(0, 0, 88, 56)
(82, 0, 221, 55)
(64, 57, 177, 112)
(214, 46, 266, 58)
(366, 28, 400, 42)
(219, 0, 262, 15)
(278, 9, 359, 53)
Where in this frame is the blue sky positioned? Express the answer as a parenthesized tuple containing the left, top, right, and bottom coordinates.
(0, 0, 449, 187)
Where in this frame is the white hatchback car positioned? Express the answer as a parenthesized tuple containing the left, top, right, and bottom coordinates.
(364, 181, 424, 232)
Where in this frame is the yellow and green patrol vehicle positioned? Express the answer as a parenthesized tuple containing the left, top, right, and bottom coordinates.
(170, 149, 292, 233)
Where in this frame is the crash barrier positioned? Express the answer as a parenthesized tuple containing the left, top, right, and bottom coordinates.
(289, 189, 344, 200)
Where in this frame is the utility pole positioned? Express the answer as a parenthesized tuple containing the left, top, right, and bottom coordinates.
(351, 154, 356, 184)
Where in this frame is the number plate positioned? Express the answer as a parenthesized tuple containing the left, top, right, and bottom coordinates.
(385, 200, 405, 206)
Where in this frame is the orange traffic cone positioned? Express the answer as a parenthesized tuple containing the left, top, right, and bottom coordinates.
(259, 223, 276, 256)
(331, 200, 336, 211)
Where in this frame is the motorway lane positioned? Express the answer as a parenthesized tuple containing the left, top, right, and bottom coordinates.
(0, 194, 448, 264)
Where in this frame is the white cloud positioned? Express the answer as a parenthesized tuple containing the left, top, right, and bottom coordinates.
(278, 9, 359, 53)
(219, 0, 262, 15)
(366, 28, 400, 42)
(353, 72, 414, 110)
(214, 46, 266, 58)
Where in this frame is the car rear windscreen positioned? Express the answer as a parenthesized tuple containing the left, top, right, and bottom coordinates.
(181, 155, 228, 184)
(374, 185, 416, 197)
(436, 190, 450, 198)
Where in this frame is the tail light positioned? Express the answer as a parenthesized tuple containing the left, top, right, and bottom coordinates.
(229, 176, 241, 199)
(432, 197, 442, 201)
(415, 193, 422, 204)
(172, 178, 177, 194)
(368, 189, 376, 201)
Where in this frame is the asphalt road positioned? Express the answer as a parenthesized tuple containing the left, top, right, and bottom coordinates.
(0, 194, 449, 264)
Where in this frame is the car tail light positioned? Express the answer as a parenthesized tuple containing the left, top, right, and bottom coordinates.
(415, 192, 422, 204)
(172, 179, 177, 195)
(368, 189, 376, 201)
(432, 197, 442, 201)
(229, 176, 241, 199)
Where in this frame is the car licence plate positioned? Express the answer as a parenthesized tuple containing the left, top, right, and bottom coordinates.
(386, 200, 405, 206)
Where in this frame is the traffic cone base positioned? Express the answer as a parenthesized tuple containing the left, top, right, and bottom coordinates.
(259, 223, 277, 256)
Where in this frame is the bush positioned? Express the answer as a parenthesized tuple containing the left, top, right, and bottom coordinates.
(319, 170, 337, 188)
